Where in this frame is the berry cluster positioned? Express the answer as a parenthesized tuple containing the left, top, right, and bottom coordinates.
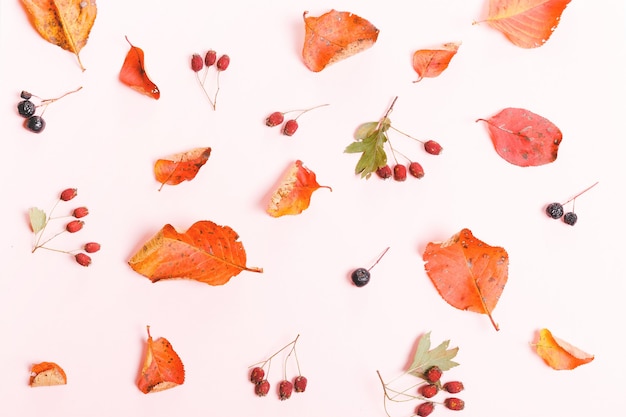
(190, 50, 230, 110)
(248, 334, 307, 401)
(16, 87, 83, 133)
(414, 366, 465, 416)
(29, 188, 101, 267)
(265, 104, 329, 136)
(350, 247, 390, 287)
(545, 181, 598, 226)
(376, 134, 442, 181)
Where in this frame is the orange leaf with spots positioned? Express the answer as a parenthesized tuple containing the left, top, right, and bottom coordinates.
(302, 9, 379, 72)
(412, 42, 460, 82)
(119, 36, 160, 99)
(29, 361, 67, 387)
(477, 107, 563, 167)
(423, 228, 509, 331)
(128, 220, 262, 286)
(154, 147, 211, 191)
(20, 0, 97, 71)
(137, 326, 185, 393)
(480, 0, 571, 48)
(267, 160, 331, 217)
(534, 328, 594, 370)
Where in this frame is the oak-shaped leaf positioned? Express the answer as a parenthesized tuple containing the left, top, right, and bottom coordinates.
(119, 36, 160, 99)
(408, 332, 459, 379)
(29, 207, 47, 234)
(30, 361, 67, 387)
(267, 160, 332, 217)
(128, 220, 262, 286)
(154, 147, 211, 191)
(534, 328, 594, 370)
(302, 10, 379, 72)
(480, 0, 571, 48)
(423, 228, 509, 331)
(137, 326, 185, 393)
(21, 0, 97, 71)
(412, 42, 460, 82)
(477, 107, 563, 167)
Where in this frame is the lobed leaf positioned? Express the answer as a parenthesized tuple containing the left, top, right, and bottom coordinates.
(408, 332, 459, 378)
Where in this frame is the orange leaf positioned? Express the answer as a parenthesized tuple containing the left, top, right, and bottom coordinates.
(267, 160, 331, 217)
(119, 36, 160, 99)
(423, 228, 509, 331)
(137, 326, 185, 393)
(412, 42, 460, 82)
(534, 328, 594, 370)
(483, 0, 571, 48)
(30, 361, 67, 387)
(20, 0, 97, 71)
(477, 107, 563, 167)
(302, 9, 379, 72)
(154, 147, 211, 191)
(128, 220, 263, 286)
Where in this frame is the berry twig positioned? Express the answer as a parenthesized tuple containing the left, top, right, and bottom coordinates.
(191, 51, 230, 110)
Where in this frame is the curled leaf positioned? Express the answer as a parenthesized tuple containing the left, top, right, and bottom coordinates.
(423, 228, 509, 331)
(534, 328, 594, 370)
(30, 361, 67, 387)
(128, 220, 263, 286)
(412, 42, 460, 82)
(477, 107, 563, 167)
(267, 160, 332, 217)
(21, 0, 97, 71)
(119, 36, 160, 99)
(154, 147, 211, 191)
(137, 326, 185, 393)
(302, 10, 379, 72)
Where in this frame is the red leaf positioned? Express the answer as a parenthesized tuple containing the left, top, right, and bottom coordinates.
(154, 147, 211, 191)
(412, 42, 460, 82)
(423, 229, 509, 331)
(477, 107, 563, 167)
(534, 328, 594, 370)
(30, 361, 67, 387)
(302, 10, 379, 72)
(119, 36, 160, 99)
(137, 326, 185, 393)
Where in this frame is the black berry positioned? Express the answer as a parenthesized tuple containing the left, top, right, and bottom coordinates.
(545, 202, 564, 219)
(25, 115, 46, 133)
(351, 268, 370, 287)
(20, 91, 33, 99)
(563, 212, 578, 226)
(18, 100, 36, 118)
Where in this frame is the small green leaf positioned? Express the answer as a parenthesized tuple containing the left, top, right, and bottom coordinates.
(408, 332, 459, 378)
(29, 207, 47, 234)
(354, 122, 379, 140)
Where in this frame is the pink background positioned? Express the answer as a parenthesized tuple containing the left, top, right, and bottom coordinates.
(1, 1, 625, 416)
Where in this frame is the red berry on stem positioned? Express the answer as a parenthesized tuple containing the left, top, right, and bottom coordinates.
(283, 119, 298, 136)
(66, 220, 84, 233)
(191, 54, 203, 72)
(420, 384, 438, 398)
(444, 397, 465, 411)
(60, 188, 77, 201)
(293, 375, 307, 393)
(205, 50, 217, 67)
(376, 165, 392, 179)
(216, 54, 230, 71)
(265, 111, 284, 127)
(393, 164, 407, 181)
(84, 242, 101, 253)
(416, 402, 435, 417)
(409, 161, 425, 178)
(424, 140, 443, 155)
(278, 380, 293, 400)
(443, 381, 464, 393)
(255, 379, 270, 397)
(425, 366, 442, 383)
(72, 207, 89, 218)
(75, 253, 91, 267)
(250, 367, 265, 384)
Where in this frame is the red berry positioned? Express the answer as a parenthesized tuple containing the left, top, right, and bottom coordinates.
(444, 397, 465, 411)
(66, 220, 84, 233)
(425, 366, 442, 383)
(393, 164, 407, 181)
(420, 384, 438, 398)
(409, 161, 425, 178)
(255, 379, 270, 397)
(278, 380, 293, 400)
(216, 54, 230, 71)
(376, 165, 392, 179)
(84, 242, 101, 253)
(60, 188, 77, 201)
(250, 367, 265, 384)
(424, 140, 443, 155)
(72, 207, 89, 218)
(293, 375, 307, 393)
(443, 381, 464, 394)
(416, 402, 435, 417)
(191, 54, 203, 72)
(265, 111, 284, 127)
(205, 50, 217, 67)
(283, 119, 298, 136)
(75, 253, 91, 267)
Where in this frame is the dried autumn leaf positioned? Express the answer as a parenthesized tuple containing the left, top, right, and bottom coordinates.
(477, 107, 563, 167)
(128, 220, 262, 286)
(481, 0, 571, 48)
(137, 326, 185, 393)
(267, 160, 331, 217)
(302, 9, 379, 72)
(21, 0, 97, 71)
(408, 332, 459, 378)
(30, 361, 67, 387)
(423, 228, 509, 331)
(119, 36, 160, 99)
(412, 42, 460, 82)
(534, 328, 594, 370)
(29, 207, 47, 233)
(154, 147, 211, 191)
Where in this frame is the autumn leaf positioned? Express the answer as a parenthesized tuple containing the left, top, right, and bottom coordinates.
(29, 207, 47, 233)
(477, 107, 563, 167)
(154, 147, 211, 191)
(21, 0, 97, 71)
(302, 9, 379, 72)
(137, 326, 185, 393)
(408, 332, 459, 378)
(119, 36, 160, 99)
(267, 160, 332, 217)
(30, 361, 67, 387)
(534, 328, 594, 370)
(423, 228, 509, 331)
(412, 42, 461, 82)
(128, 220, 263, 286)
(479, 0, 571, 48)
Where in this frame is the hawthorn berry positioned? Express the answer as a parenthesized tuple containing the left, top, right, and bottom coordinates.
(25, 115, 46, 133)
(376, 165, 392, 179)
(444, 397, 465, 411)
(424, 140, 443, 155)
(60, 188, 77, 201)
(424, 366, 442, 383)
(255, 379, 270, 396)
(563, 212, 578, 226)
(66, 220, 84, 233)
(545, 202, 564, 219)
(443, 381, 464, 394)
(75, 253, 92, 267)
(18, 100, 36, 118)
(293, 375, 307, 393)
(72, 207, 89, 218)
(283, 119, 298, 136)
(250, 367, 265, 384)
(205, 50, 217, 67)
(84, 242, 101, 253)
(266, 111, 285, 127)
(420, 384, 438, 398)
(409, 161, 425, 178)
(191, 54, 203, 72)
(278, 380, 293, 400)
(416, 402, 435, 417)
(216, 54, 230, 71)
(393, 164, 407, 181)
